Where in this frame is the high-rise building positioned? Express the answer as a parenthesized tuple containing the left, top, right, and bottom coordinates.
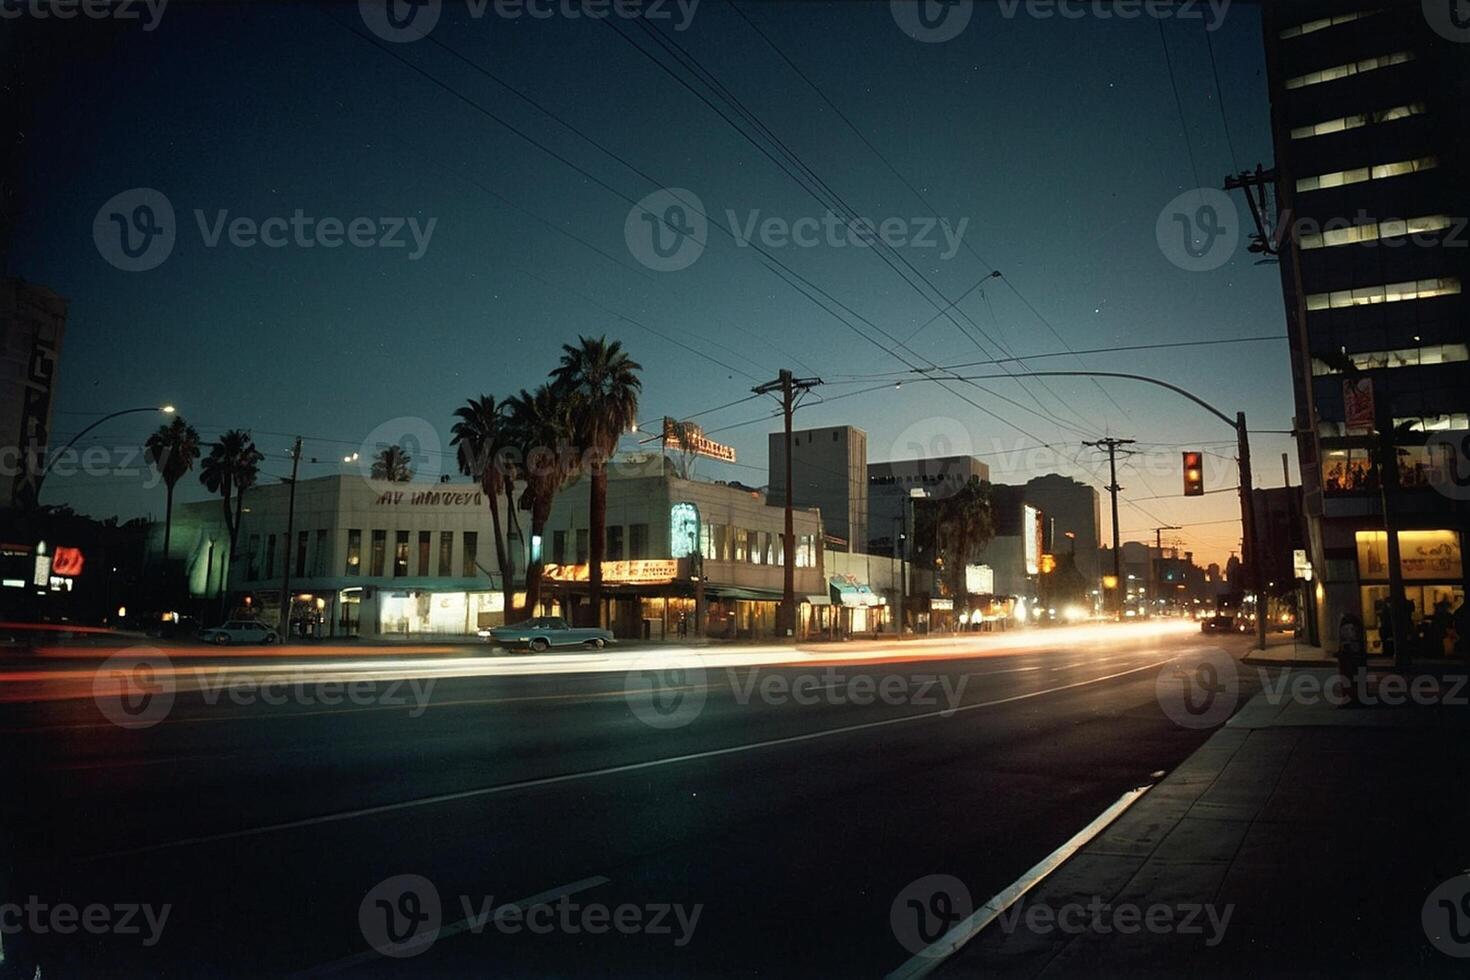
(1022, 474, 1102, 590)
(768, 425, 867, 553)
(866, 454, 990, 554)
(0, 278, 67, 511)
(1261, 2, 1470, 649)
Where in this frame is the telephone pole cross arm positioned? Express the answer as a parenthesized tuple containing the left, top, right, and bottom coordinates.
(753, 369, 822, 640)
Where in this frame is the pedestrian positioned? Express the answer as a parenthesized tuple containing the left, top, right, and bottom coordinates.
(1430, 598, 1453, 657)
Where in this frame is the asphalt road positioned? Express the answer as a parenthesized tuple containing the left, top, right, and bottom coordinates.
(0, 624, 1258, 977)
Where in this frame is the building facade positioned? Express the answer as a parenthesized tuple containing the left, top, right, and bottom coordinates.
(0, 278, 66, 511)
(769, 425, 867, 553)
(1022, 474, 1102, 591)
(1261, 2, 1470, 650)
(867, 454, 991, 554)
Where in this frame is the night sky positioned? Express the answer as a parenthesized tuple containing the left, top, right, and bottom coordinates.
(11, 0, 1292, 566)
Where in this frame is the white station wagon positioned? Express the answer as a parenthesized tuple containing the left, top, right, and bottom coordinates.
(198, 620, 281, 645)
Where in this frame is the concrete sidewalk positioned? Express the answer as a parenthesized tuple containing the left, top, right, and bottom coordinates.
(938, 661, 1470, 978)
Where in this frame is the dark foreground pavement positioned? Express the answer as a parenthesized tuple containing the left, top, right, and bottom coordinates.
(0, 626, 1254, 977)
(940, 665, 1470, 979)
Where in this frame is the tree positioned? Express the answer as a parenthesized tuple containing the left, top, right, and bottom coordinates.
(932, 478, 996, 600)
(451, 395, 516, 618)
(198, 429, 263, 600)
(370, 444, 414, 482)
(505, 385, 572, 616)
(551, 336, 642, 626)
(143, 416, 200, 562)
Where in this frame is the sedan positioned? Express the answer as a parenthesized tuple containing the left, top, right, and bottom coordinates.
(481, 617, 614, 652)
(199, 620, 281, 645)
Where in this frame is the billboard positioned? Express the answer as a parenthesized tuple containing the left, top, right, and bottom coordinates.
(1023, 504, 1042, 576)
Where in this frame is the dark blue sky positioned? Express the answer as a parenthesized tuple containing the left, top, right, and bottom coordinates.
(13, 0, 1291, 565)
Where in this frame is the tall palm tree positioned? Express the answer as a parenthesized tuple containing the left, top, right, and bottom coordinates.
(935, 478, 996, 600)
(451, 395, 516, 617)
(198, 429, 264, 598)
(505, 385, 572, 616)
(144, 416, 201, 561)
(370, 444, 415, 482)
(552, 336, 641, 625)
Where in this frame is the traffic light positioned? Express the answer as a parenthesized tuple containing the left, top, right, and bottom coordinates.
(1183, 451, 1205, 497)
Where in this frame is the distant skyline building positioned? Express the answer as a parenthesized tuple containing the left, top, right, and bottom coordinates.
(1022, 474, 1102, 590)
(867, 454, 990, 554)
(768, 424, 867, 554)
(1261, 2, 1470, 650)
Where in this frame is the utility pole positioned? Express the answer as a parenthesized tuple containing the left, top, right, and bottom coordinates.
(1084, 438, 1134, 617)
(278, 437, 302, 642)
(753, 369, 822, 639)
(1236, 412, 1268, 652)
(1152, 525, 1182, 618)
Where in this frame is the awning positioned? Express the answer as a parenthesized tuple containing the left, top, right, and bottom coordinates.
(805, 594, 832, 606)
(830, 577, 884, 608)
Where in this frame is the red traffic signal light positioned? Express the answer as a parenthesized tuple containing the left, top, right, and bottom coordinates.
(1183, 452, 1205, 497)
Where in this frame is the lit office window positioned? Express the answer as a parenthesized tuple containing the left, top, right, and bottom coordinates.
(1395, 413, 1470, 432)
(1279, 9, 1383, 40)
(1296, 156, 1439, 193)
(393, 531, 409, 577)
(1305, 277, 1460, 310)
(1298, 215, 1452, 249)
(1284, 51, 1413, 90)
(1312, 343, 1470, 374)
(1290, 103, 1426, 140)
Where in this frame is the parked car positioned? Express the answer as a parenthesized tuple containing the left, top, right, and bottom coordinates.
(1200, 614, 1239, 634)
(481, 617, 614, 652)
(198, 620, 280, 645)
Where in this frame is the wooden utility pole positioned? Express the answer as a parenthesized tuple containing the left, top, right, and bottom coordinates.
(753, 369, 821, 639)
(1085, 438, 1135, 616)
(277, 437, 302, 641)
(1152, 525, 1183, 617)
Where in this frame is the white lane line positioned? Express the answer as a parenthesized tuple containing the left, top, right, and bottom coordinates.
(303, 875, 610, 975)
(79, 658, 1171, 862)
(885, 786, 1152, 980)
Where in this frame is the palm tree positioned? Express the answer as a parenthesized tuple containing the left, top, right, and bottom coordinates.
(552, 336, 642, 625)
(451, 395, 516, 618)
(198, 429, 264, 599)
(505, 385, 572, 616)
(933, 478, 996, 601)
(370, 444, 415, 482)
(144, 416, 201, 561)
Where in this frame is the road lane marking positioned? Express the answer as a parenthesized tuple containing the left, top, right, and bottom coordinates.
(79, 658, 1173, 862)
(885, 786, 1152, 980)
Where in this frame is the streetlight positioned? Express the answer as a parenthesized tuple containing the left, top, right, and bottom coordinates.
(32, 404, 176, 504)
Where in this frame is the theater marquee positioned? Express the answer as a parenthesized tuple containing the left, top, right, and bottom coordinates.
(542, 560, 679, 585)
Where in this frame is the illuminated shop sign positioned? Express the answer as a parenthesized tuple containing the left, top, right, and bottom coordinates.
(662, 418, 737, 463)
(543, 560, 679, 585)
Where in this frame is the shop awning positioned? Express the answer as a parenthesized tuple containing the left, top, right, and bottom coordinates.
(805, 594, 832, 606)
(830, 578, 884, 607)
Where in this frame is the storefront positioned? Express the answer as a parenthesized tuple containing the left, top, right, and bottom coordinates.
(1355, 529, 1464, 654)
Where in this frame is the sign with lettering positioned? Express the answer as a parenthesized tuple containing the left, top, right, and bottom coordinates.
(543, 560, 679, 585)
(662, 417, 737, 463)
(51, 546, 84, 577)
(1355, 530, 1463, 581)
(374, 490, 484, 507)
